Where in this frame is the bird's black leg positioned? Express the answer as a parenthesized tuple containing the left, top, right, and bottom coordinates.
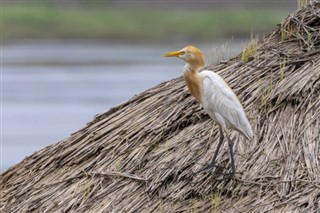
(208, 126, 224, 166)
(196, 126, 225, 173)
(225, 134, 235, 178)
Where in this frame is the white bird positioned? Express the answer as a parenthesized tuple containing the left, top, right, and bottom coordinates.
(163, 46, 253, 177)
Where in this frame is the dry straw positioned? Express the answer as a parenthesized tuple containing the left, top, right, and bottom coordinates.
(1, 2, 320, 212)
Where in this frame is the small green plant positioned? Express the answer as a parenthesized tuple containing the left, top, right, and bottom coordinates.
(83, 181, 92, 201)
(297, 0, 308, 8)
(211, 193, 221, 213)
(158, 196, 163, 210)
(115, 159, 122, 171)
(193, 200, 198, 213)
(280, 23, 295, 40)
(280, 59, 286, 80)
(307, 30, 312, 51)
(241, 37, 258, 63)
(260, 76, 273, 114)
(165, 140, 169, 153)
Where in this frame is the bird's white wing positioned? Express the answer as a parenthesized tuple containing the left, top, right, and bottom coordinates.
(200, 70, 253, 140)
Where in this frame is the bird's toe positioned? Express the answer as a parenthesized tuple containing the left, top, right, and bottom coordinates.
(195, 163, 225, 174)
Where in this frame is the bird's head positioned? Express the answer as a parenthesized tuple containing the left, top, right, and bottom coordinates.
(163, 45, 204, 68)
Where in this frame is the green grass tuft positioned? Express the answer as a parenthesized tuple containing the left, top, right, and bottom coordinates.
(297, 0, 308, 8)
(83, 181, 92, 201)
(165, 140, 169, 153)
(211, 193, 221, 213)
(241, 36, 258, 63)
(281, 22, 297, 40)
(115, 159, 122, 171)
(307, 30, 312, 51)
(193, 200, 198, 213)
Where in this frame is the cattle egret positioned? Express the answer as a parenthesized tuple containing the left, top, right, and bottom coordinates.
(163, 46, 253, 177)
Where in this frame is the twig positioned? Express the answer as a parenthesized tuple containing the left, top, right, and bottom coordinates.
(90, 171, 148, 181)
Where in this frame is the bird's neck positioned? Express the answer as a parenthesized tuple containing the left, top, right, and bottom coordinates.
(183, 61, 204, 74)
(183, 63, 204, 102)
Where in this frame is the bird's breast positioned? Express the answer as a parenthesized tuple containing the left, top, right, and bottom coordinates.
(183, 71, 202, 102)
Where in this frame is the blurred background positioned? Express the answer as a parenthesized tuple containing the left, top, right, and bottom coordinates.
(1, 0, 296, 172)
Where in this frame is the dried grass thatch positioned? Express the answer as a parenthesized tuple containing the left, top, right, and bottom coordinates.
(1, 2, 320, 213)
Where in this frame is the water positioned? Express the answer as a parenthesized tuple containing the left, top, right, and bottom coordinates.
(1, 41, 244, 172)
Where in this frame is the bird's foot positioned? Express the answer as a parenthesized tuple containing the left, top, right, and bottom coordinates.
(194, 163, 225, 174)
(218, 171, 235, 180)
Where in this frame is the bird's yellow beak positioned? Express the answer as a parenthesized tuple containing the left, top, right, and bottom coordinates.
(163, 51, 183, 57)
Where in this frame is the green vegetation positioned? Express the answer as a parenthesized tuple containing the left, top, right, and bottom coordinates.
(2, 5, 289, 42)
(193, 200, 198, 213)
(165, 140, 169, 153)
(280, 23, 295, 40)
(115, 159, 121, 171)
(280, 59, 286, 80)
(83, 181, 92, 201)
(307, 30, 312, 51)
(298, 0, 308, 8)
(241, 36, 258, 63)
(211, 193, 221, 213)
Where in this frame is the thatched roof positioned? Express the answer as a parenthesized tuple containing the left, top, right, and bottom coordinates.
(1, 3, 320, 213)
